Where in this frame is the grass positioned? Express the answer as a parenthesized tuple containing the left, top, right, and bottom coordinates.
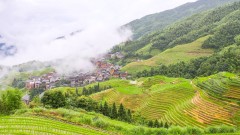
(122, 36, 214, 74)
(136, 43, 161, 56)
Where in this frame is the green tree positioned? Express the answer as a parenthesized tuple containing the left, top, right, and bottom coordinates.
(99, 103, 103, 113)
(148, 120, 154, 127)
(103, 101, 109, 116)
(235, 35, 240, 45)
(164, 122, 169, 128)
(75, 96, 97, 111)
(41, 90, 66, 108)
(127, 109, 132, 122)
(111, 103, 118, 119)
(0, 89, 22, 114)
(154, 119, 160, 128)
(118, 103, 126, 120)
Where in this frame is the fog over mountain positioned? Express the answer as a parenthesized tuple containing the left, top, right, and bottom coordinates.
(0, 0, 196, 74)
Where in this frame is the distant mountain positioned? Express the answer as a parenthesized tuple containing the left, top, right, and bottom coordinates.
(12, 60, 52, 72)
(126, 0, 240, 40)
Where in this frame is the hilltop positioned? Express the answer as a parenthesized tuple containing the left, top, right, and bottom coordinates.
(126, 0, 240, 39)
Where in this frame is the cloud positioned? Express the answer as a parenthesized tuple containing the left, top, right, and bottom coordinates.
(0, 0, 196, 74)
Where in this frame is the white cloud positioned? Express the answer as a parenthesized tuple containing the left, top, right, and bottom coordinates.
(0, 0, 196, 73)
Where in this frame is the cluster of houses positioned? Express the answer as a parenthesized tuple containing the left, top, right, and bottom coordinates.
(25, 72, 61, 90)
(25, 60, 129, 90)
(22, 52, 127, 104)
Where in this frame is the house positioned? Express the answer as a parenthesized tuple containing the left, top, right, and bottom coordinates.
(120, 72, 128, 79)
(34, 80, 41, 88)
(22, 94, 30, 105)
(25, 80, 35, 89)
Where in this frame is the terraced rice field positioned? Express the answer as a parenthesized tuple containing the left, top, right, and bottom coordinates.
(224, 79, 240, 100)
(187, 91, 234, 126)
(91, 73, 240, 128)
(139, 84, 205, 127)
(91, 89, 148, 111)
(0, 116, 108, 135)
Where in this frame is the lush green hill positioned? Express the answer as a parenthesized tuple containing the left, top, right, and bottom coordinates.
(126, 0, 240, 40)
(122, 36, 214, 74)
(134, 45, 240, 79)
(91, 73, 240, 128)
(114, 2, 240, 67)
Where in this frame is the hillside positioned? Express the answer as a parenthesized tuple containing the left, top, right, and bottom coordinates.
(126, 0, 240, 39)
(91, 72, 240, 128)
(122, 36, 214, 74)
(115, 1, 240, 67)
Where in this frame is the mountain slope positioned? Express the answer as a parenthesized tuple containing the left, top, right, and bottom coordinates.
(116, 1, 240, 70)
(126, 0, 240, 39)
(91, 73, 240, 127)
(122, 36, 214, 74)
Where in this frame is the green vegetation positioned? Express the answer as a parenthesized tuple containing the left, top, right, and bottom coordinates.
(0, 89, 22, 115)
(113, 2, 240, 68)
(8, 107, 238, 135)
(135, 45, 240, 79)
(195, 72, 240, 104)
(122, 36, 214, 74)
(91, 73, 240, 128)
(126, 0, 238, 39)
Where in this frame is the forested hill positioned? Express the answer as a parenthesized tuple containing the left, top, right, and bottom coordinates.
(113, 1, 240, 67)
(126, 0, 240, 40)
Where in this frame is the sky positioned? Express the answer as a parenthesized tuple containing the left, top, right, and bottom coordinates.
(0, 0, 196, 73)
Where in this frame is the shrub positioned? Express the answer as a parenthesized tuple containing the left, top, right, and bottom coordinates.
(205, 126, 219, 133)
(130, 126, 145, 135)
(154, 128, 168, 135)
(14, 109, 28, 115)
(185, 126, 203, 135)
(218, 125, 236, 133)
(168, 126, 183, 135)
(32, 108, 44, 113)
(93, 119, 109, 129)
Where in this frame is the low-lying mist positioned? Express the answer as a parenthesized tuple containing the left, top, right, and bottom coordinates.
(0, 0, 196, 76)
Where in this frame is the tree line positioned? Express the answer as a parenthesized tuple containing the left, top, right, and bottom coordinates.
(80, 83, 112, 96)
(41, 89, 132, 122)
